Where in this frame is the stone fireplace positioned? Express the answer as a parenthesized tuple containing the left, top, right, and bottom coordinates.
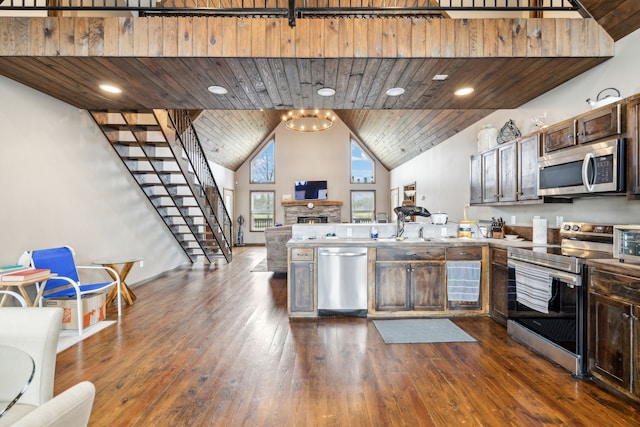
(282, 200, 342, 224)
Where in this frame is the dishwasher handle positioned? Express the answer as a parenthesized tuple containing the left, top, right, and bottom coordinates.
(318, 250, 367, 257)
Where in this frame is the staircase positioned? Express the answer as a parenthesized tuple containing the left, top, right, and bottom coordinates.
(89, 109, 232, 263)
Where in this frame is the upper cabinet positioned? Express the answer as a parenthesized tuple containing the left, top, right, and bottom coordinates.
(627, 95, 640, 198)
(542, 103, 624, 154)
(470, 134, 540, 206)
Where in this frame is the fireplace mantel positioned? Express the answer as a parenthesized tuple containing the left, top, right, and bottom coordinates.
(282, 200, 342, 224)
(282, 200, 343, 207)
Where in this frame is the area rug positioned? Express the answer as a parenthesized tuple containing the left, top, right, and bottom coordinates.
(57, 320, 116, 353)
(250, 258, 268, 272)
(373, 319, 476, 344)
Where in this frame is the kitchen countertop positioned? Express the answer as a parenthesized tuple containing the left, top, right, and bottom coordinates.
(287, 237, 550, 249)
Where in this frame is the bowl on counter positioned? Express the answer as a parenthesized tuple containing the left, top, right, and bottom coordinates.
(504, 234, 519, 240)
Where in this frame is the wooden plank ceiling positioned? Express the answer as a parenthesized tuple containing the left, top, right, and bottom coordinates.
(0, 5, 636, 170)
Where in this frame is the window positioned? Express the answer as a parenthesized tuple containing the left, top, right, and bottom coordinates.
(251, 139, 275, 183)
(250, 191, 275, 231)
(351, 139, 375, 184)
(351, 191, 375, 223)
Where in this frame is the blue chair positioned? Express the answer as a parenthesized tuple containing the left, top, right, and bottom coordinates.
(24, 246, 121, 335)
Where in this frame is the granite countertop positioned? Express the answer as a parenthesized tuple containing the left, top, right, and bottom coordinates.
(287, 237, 549, 249)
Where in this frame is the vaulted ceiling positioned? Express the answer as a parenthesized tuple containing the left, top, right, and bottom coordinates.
(0, 1, 638, 171)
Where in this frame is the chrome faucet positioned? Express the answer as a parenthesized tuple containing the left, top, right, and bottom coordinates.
(419, 226, 424, 239)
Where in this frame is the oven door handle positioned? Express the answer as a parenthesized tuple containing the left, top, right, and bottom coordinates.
(508, 259, 581, 286)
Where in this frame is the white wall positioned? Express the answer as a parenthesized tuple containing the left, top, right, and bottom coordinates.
(0, 76, 192, 285)
(391, 28, 640, 228)
(235, 118, 391, 245)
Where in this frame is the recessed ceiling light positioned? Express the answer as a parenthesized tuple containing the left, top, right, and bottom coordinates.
(386, 87, 405, 97)
(454, 87, 474, 96)
(208, 85, 228, 95)
(99, 84, 122, 94)
(317, 87, 336, 97)
(433, 74, 449, 81)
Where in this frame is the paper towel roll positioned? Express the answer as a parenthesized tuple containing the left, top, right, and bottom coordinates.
(533, 218, 547, 245)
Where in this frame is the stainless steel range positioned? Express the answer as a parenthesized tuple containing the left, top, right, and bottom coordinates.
(507, 222, 614, 377)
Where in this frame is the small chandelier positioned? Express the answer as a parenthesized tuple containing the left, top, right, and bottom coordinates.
(283, 109, 335, 132)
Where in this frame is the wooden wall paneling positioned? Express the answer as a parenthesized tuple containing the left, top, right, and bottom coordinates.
(379, 58, 412, 109)
(368, 18, 383, 57)
(322, 58, 339, 108)
(310, 57, 325, 107)
(29, 18, 44, 56)
(424, 18, 441, 57)
(87, 18, 105, 57)
(512, 18, 527, 57)
(381, 18, 397, 58)
(251, 19, 266, 57)
(453, 19, 471, 58)
(206, 18, 223, 57)
(146, 18, 163, 57)
(237, 18, 252, 57)
(570, 19, 587, 57)
(555, 19, 572, 57)
(177, 16, 194, 57)
(216, 58, 256, 109)
(12, 18, 30, 56)
(482, 19, 498, 57)
(58, 18, 76, 56)
(42, 18, 59, 57)
(338, 17, 354, 57)
(325, 18, 340, 58)
(255, 58, 285, 109)
(410, 18, 426, 57)
(74, 17, 89, 57)
(221, 18, 237, 57)
(383, 58, 426, 110)
(497, 18, 513, 57)
(269, 58, 295, 109)
(264, 18, 286, 58)
(192, 17, 208, 57)
(296, 58, 313, 107)
(238, 58, 276, 109)
(341, 58, 365, 110)
(161, 17, 178, 57)
(309, 20, 324, 58)
(353, 19, 368, 58)
(526, 18, 542, 57)
(277, 19, 293, 58)
(295, 18, 310, 58)
(333, 58, 353, 108)
(279, 58, 301, 108)
(355, 59, 384, 109)
(440, 19, 456, 57)
(396, 18, 412, 58)
(117, 17, 134, 57)
(469, 19, 484, 57)
(540, 18, 557, 56)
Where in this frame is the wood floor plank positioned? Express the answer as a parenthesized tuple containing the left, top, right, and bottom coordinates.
(52, 246, 640, 426)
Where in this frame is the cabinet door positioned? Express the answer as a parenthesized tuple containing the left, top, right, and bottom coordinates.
(289, 262, 315, 313)
(589, 293, 631, 391)
(490, 248, 508, 326)
(482, 149, 499, 203)
(634, 305, 640, 399)
(517, 134, 541, 200)
(375, 262, 410, 311)
(469, 153, 483, 205)
(498, 142, 517, 202)
(577, 103, 622, 144)
(543, 120, 576, 153)
(627, 97, 640, 196)
(413, 262, 445, 311)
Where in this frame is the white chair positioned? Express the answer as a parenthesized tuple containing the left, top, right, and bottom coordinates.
(0, 290, 27, 307)
(0, 307, 63, 426)
(11, 381, 95, 427)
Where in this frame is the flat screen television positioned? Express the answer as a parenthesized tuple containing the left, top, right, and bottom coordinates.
(294, 180, 328, 200)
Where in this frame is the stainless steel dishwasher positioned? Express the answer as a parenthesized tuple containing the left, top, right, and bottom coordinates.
(317, 247, 368, 317)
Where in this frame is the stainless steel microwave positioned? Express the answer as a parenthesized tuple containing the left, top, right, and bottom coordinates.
(538, 138, 626, 196)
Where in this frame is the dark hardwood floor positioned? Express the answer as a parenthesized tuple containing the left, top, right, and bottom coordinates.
(54, 246, 640, 426)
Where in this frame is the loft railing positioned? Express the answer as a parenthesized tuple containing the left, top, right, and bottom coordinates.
(167, 109, 232, 257)
(0, 1, 587, 27)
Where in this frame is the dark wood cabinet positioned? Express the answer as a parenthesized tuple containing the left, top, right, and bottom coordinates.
(489, 247, 509, 326)
(288, 248, 315, 314)
(588, 266, 640, 400)
(497, 142, 517, 202)
(469, 153, 483, 205)
(375, 262, 411, 311)
(517, 134, 541, 200)
(576, 103, 623, 145)
(543, 119, 576, 153)
(413, 263, 445, 311)
(627, 95, 640, 197)
(482, 149, 499, 203)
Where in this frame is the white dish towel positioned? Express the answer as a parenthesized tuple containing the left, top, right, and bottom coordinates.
(446, 261, 481, 302)
(515, 262, 553, 314)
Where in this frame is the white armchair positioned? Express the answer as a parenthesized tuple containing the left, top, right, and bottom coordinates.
(0, 307, 63, 426)
(11, 382, 95, 427)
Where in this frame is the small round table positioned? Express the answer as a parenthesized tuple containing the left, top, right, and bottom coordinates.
(0, 345, 35, 418)
(93, 257, 142, 307)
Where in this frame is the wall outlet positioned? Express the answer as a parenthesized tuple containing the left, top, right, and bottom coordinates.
(510, 215, 516, 225)
(556, 216, 564, 227)
(346, 228, 352, 237)
(139, 260, 144, 268)
(441, 227, 448, 237)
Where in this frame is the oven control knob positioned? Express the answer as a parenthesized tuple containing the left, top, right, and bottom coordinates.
(563, 224, 571, 231)
(572, 225, 580, 231)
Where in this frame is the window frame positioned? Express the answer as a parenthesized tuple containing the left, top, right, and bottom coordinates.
(350, 138, 376, 184)
(350, 190, 376, 224)
(250, 190, 275, 232)
(250, 138, 275, 184)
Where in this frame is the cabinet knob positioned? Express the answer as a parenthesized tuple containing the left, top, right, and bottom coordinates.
(622, 313, 631, 320)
